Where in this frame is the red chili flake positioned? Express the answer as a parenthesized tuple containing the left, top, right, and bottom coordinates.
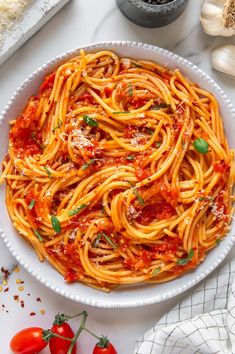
(20, 300, 25, 308)
(2, 304, 5, 308)
(13, 295, 19, 301)
(36, 297, 41, 302)
(3, 287, 9, 293)
(1, 267, 10, 279)
(30, 312, 36, 316)
(27, 293, 31, 296)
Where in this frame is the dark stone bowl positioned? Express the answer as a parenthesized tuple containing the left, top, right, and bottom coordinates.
(116, 0, 189, 28)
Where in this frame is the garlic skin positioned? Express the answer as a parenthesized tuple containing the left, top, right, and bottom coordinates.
(212, 45, 235, 77)
(201, 0, 235, 37)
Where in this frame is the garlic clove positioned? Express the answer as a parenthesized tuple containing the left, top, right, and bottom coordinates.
(223, 0, 235, 28)
(201, 0, 235, 37)
(211, 45, 235, 77)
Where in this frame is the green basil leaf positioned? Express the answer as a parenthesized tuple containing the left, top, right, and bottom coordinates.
(81, 159, 99, 170)
(92, 233, 102, 248)
(68, 204, 88, 216)
(83, 115, 98, 127)
(155, 141, 161, 148)
(216, 239, 221, 246)
(31, 132, 44, 150)
(34, 229, 43, 242)
(147, 128, 154, 136)
(28, 199, 35, 210)
(102, 232, 118, 250)
(131, 62, 141, 68)
(127, 181, 145, 205)
(51, 215, 61, 233)
(152, 267, 161, 276)
(93, 232, 118, 250)
(52, 119, 63, 132)
(177, 249, 194, 265)
(199, 196, 212, 201)
(44, 166, 51, 178)
(193, 138, 209, 154)
(151, 103, 170, 110)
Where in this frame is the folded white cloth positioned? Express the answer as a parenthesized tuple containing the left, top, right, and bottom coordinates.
(134, 259, 235, 354)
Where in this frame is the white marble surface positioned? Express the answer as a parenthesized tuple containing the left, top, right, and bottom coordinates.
(0, 0, 235, 353)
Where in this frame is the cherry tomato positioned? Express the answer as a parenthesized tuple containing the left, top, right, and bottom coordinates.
(10, 327, 47, 354)
(93, 342, 117, 354)
(49, 322, 76, 354)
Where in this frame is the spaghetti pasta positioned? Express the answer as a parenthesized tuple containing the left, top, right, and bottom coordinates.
(1, 50, 234, 292)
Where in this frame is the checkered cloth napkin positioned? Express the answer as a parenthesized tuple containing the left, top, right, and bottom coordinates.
(134, 259, 235, 354)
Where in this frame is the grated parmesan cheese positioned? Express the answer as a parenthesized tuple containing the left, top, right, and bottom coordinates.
(0, 0, 33, 43)
(71, 129, 93, 149)
(210, 201, 225, 219)
(130, 132, 146, 146)
(127, 205, 140, 219)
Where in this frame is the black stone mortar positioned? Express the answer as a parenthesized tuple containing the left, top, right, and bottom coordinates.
(116, 0, 190, 28)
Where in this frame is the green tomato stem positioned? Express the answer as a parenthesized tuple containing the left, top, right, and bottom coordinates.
(67, 311, 88, 354)
(84, 327, 101, 340)
(53, 333, 73, 341)
(65, 312, 86, 320)
(42, 329, 73, 342)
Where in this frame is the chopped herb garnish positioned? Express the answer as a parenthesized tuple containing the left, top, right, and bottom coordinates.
(126, 155, 135, 161)
(177, 249, 194, 265)
(112, 111, 130, 114)
(155, 141, 161, 148)
(216, 239, 221, 246)
(52, 119, 62, 132)
(68, 203, 87, 216)
(193, 138, 209, 154)
(128, 82, 133, 97)
(127, 181, 145, 205)
(31, 132, 44, 150)
(44, 166, 51, 178)
(151, 103, 170, 110)
(147, 128, 154, 136)
(28, 200, 35, 210)
(51, 215, 61, 233)
(182, 139, 186, 149)
(83, 114, 98, 127)
(132, 62, 142, 68)
(81, 159, 99, 170)
(34, 230, 43, 242)
(93, 232, 118, 249)
(199, 196, 212, 201)
(92, 233, 102, 248)
(152, 267, 161, 276)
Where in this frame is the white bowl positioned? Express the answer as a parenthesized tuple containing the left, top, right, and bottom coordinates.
(0, 41, 235, 308)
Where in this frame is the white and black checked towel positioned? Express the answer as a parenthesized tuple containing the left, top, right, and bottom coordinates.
(134, 259, 235, 354)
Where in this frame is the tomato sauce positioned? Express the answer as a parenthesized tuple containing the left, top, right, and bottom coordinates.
(10, 102, 42, 156)
(136, 201, 175, 225)
(39, 72, 55, 92)
(214, 160, 230, 174)
(135, 166, 150, 181)
(152, 237, 179, 254)
(124, 249, 154, 270)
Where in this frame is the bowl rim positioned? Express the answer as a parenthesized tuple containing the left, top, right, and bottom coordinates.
(128, 0, 188, 13)
(0, 40, 235, 308)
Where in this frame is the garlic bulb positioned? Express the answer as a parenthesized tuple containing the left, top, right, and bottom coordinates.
(212, 45, 235, 76)
(201, 0, 235, 36)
